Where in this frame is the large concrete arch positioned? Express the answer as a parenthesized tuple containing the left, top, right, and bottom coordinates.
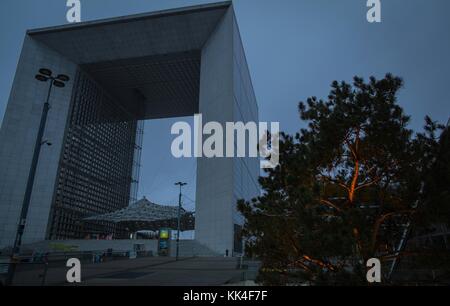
(0, 2, 259, 255)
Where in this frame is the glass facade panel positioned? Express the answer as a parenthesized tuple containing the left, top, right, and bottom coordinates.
(48, 71, 137, 239)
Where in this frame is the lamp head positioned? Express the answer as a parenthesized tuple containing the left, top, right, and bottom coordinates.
(56, 74, 70, 82)
(53, 80, 66, 88)
(35, 74, 49, 82)
(39, 68, 52, 77)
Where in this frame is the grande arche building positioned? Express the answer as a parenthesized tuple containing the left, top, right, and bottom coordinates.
(0, 2, 260, 255)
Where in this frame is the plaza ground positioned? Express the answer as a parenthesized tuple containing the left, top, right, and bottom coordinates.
(10, 256, 260, 286)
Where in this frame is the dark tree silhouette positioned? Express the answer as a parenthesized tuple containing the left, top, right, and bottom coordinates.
(238, 74, 449, 285)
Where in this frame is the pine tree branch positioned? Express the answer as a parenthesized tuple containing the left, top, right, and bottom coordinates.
(319, 199, 342, 212)
(371, 210, 415, 253)
(320, 175, 350, 191)
(354, 176, 382, 191)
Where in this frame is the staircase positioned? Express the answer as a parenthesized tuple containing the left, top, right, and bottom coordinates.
(169, 240, 220, 257)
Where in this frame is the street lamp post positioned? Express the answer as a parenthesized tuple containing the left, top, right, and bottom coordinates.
(6, 68, 69, 286)
(174, 182, 187, 261)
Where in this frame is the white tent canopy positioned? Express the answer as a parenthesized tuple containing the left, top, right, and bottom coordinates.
(84, 197, 186, 223)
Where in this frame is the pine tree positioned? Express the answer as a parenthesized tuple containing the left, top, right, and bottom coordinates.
(238, 74, 448, 285)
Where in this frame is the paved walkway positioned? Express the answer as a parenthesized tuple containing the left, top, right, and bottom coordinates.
(12, 257, 250, 286)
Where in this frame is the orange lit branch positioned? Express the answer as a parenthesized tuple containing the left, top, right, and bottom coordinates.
(371, 210, 414, 252)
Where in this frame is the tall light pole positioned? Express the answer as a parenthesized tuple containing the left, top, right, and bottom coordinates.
(174, 182, 187, 261)
(6, 68, 70, 286)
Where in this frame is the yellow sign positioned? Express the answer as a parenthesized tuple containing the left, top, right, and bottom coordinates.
(159, 229, 169, 239)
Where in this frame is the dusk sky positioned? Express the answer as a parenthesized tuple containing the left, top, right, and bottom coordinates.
(1, 0, 449, 210)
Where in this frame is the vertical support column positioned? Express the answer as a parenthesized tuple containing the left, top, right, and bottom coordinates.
(196, 8, 235, 255)
(0, 36, 77, 248)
